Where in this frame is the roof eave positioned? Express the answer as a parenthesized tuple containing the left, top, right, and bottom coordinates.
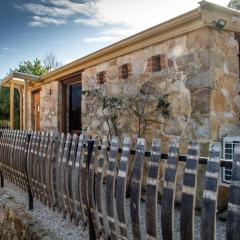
(37, 8, 201, 85)
(1, 72, 40, 87)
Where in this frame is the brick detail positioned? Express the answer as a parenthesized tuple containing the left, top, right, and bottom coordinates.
(160, 54, 167, 69)
(147, 54, 169, 72)
(127, 63, 132, 77)
(97, 71, 106, 84)
(119, 63, 132, 79)
(147, 57, 154, 73)
(118, 66, 123, 79)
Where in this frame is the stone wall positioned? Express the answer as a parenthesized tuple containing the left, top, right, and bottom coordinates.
(27, 81, 59, 132)
(209, 29, 240, 140)
(0, 190, 53, 240)
(39, 81, 59, 132)
(79, 27, 239, 144)
(30, 26, 239, 143)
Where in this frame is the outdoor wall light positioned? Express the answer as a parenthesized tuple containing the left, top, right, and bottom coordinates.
(213, 19, 227, 29)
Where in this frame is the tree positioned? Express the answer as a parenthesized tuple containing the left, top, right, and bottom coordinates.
(13, 58, 49, 76)
(228, 0, 240, 10)
(1, 58, 51, 128)
(83, 80, 170, 143)
(43, 51, 62, 71)
(11, 58, 49, 128)
(0, 87, 19, 129)
(0, 87, 9, 121)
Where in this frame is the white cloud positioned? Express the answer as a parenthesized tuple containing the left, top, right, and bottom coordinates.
(102, 27, 138, 37)
(21, 0, 95, 19)
(2, 47, 17, 52)
(93, 0, 230, 33)
(47, 0, 96, 17)
(83, 36, 120, 42)
(79, 0, 230, 43)
(17, 0, 95, 27)
(17, 0, 230, 37)
(52, 40, 66, 44)
(29, 16, 67, 27)
(74, 18, 104, 27)
(23, 3, 73, 17)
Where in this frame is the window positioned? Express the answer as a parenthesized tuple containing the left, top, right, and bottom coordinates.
(119, 63, 132, 79)
(221, 137, 240, 185)
(97, 71, 106, 84)
(147, 54, 167, 73)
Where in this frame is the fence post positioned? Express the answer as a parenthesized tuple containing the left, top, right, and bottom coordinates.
(87, 139, 96, 240)
(227, 144, 240, 240)
(0, 172, 3, 188)
(0, 130, 4, 188)
(26, 133, 33, 210)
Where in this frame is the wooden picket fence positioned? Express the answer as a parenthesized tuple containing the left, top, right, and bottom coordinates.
(0, 128, 239, 240)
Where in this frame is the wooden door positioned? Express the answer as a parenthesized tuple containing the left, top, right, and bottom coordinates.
(32, 91, 40, 131)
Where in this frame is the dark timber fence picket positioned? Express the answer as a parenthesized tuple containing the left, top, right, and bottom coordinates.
(0, 128, 239, 240)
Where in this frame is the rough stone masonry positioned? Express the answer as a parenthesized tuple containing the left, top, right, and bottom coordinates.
(0, 189, 53, 240)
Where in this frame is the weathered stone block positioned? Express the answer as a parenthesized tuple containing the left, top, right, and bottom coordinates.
(0, 191, 54, 240)
(186, 27, 209, 49)
(191, 88, 211, 114)
(186, 71, 212, 89)
(175, 53, 195, 67)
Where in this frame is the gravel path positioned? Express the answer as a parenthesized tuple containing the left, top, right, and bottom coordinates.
(4, 181, 88, 240)
(3, 181, 226, 240)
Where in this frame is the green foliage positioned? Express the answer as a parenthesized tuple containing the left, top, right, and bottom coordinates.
(0, 87, 9, 120)
(12, 58, 49, 76)
(0, 87, 19, 129)
(228, 0, 240, 10)
(14, 89, 20, 129)
(102, 97, 123, 110)
(1, 58, 50, 129)
(157, 96, 170, 117)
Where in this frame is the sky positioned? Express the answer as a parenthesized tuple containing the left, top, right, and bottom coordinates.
(0, 0, 230, 79)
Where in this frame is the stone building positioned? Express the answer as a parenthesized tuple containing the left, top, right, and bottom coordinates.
(1, 1, 240, 143)
(1, 0, 240, 209)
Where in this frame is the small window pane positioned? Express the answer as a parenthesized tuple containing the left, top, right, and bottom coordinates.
(225, 175, 232, 181)
(225, 149, 232, 154)
(225, 154, 233, 159)
(225, 143, 233, 148)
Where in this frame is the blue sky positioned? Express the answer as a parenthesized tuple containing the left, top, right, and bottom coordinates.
(0, 0, 230, 79)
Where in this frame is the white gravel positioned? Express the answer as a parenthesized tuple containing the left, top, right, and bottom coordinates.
(3, 181, 226, 240)
(4, 181, 88, 240)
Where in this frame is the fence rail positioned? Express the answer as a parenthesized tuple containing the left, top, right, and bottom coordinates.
(0, 128, 239, 240)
